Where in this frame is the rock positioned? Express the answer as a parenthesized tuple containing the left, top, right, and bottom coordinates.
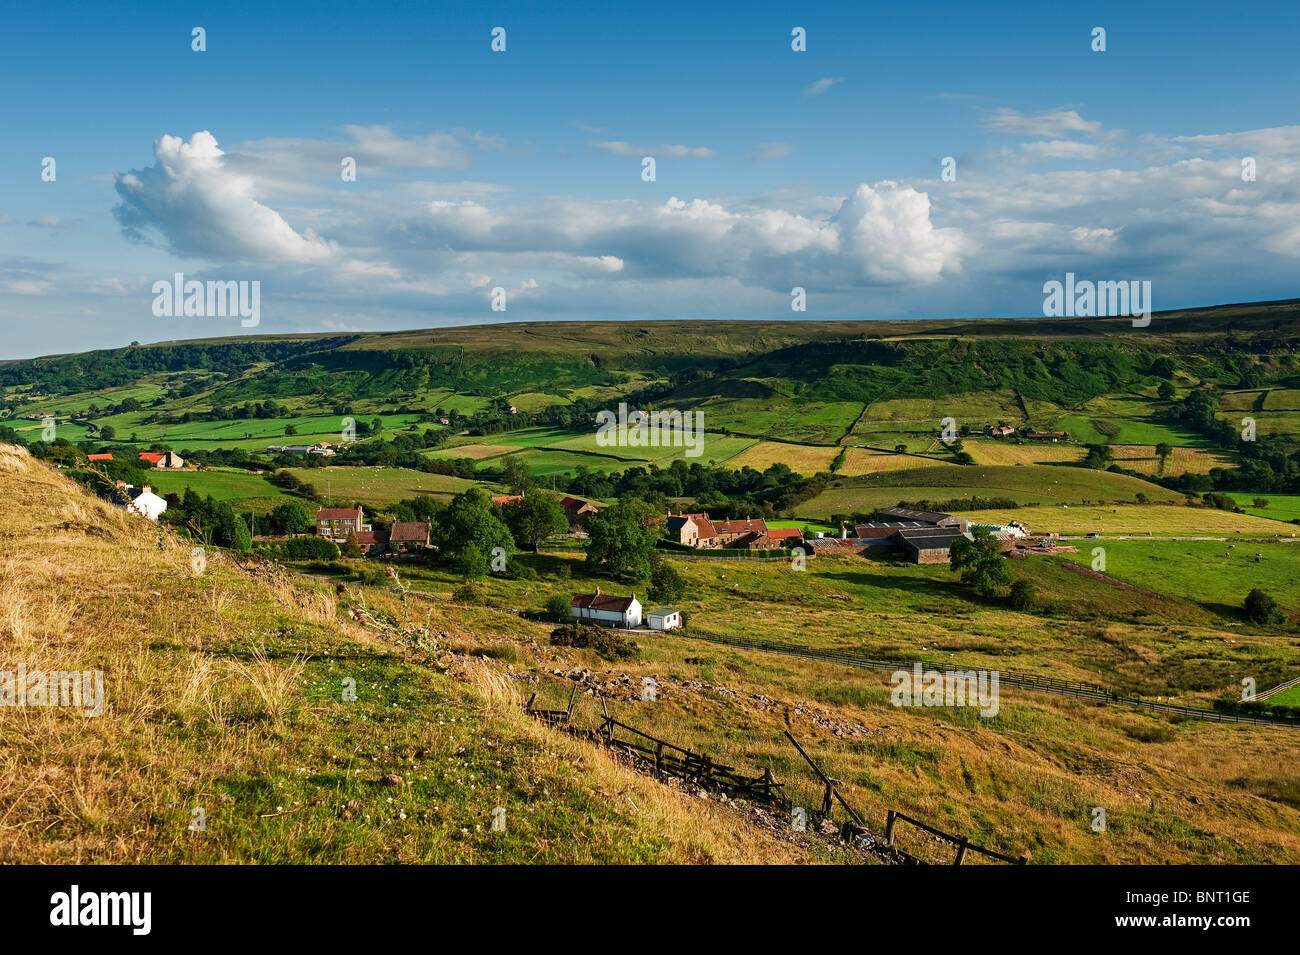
(380, 774, 404, 787)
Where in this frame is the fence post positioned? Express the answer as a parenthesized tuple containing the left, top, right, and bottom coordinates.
(954, 836, 969, 866)
(884, 810, 896, 846)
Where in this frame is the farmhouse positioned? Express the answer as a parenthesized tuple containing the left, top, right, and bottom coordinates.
(984, 424, 1015, 437)
(86, 453, 113, 462)
(646, 608, 683, 631)
(665, 511, 778, 549)
(389, 521, 432, 549)
(891, 527, 973, 564)
(568, 589, 642, 628)
(315, 505, 369, 543)
(560, 496, 597, 528)
(492, 494, 524, 506)
(137, 451, 185, 469)
(1022, 429, 1067, 442)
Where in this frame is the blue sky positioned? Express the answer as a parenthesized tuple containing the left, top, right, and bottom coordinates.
(2, 0, 1298, 357)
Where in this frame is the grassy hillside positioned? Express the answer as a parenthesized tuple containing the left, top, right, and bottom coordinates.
(0, 445, 822, 863)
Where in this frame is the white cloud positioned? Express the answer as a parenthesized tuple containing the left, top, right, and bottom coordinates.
(804, 77, 844, 97)
(982, 108, 1103, 137)
(591, 141, 714, 159)
(113, 131, 335, 263)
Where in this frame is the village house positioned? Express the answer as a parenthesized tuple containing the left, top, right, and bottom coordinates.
(984, 424, 1015, 437)
(315, 505, 369, 543)
(137, 450, 185, 470)
(568, 589, 642, 628)
(388, 521, 432, 550)
(86, 453, 113, 462)
(492, 494, 524, 506)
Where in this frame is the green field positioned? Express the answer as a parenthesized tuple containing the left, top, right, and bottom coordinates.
(144, 468, 291, 514)
(794, 465, 1183, 518)
(1224, 493, 1300, 523)
(1057, 539, 1300, 616)
(93, 412, 433, 452)
(284, 466, 485, 507)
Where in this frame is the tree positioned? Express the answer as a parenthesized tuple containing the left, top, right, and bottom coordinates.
(648, 557, 685, 603)
(284, 424, 297, 436)
(545, 593, 572, 621)
(1243, 588, 1283, 625)
(1157, 381, 1176, 400)
(503, 494, 567, 551)
(433, 488, 512, 570)
(1155, 443, 1172, 472)
(269, 499, 314, 535)
(1083, 443, 1113, 470)
(502, 455, 535, 495)
(948, 528, 1011, 598)
(99, 424, 116, 440)
(585, 498, 657, 580)
(342, 530, 363, 558)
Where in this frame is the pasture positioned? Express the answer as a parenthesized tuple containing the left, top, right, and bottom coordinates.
(954, 504, 1296, 537)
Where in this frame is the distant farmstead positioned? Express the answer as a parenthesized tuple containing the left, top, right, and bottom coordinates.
(664, 511, 784, 550)
(137, 451, 185, 469)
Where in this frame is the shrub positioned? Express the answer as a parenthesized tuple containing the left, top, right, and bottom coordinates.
(1244, 588, 1284, 625)
(545, 594, 572, 621)
(549, 623, 640, 661)
(453, 581, 486, 604)
(1008, 579, 1037, 611)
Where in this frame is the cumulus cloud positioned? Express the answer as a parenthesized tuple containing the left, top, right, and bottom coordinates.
(113, 131, 335, 262)
(835, 183, 965, 283)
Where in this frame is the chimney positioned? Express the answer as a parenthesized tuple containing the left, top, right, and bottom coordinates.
(840, 523, 848, 539)
(142, 486, 152, 495)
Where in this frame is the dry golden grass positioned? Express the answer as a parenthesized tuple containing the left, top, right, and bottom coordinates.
(1111, 445, 1233, 477)
(840, 448, 955, 475)
(965, 441, 1086, 466)
(724, 441, 839, 475)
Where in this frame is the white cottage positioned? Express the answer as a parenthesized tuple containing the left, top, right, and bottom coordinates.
(568, 588, 642, 628)
(127, 485, 167, 521)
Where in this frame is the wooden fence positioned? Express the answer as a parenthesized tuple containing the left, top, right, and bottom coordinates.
(524, 682, 1023, 863)
(884, 810, 1026, 865)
